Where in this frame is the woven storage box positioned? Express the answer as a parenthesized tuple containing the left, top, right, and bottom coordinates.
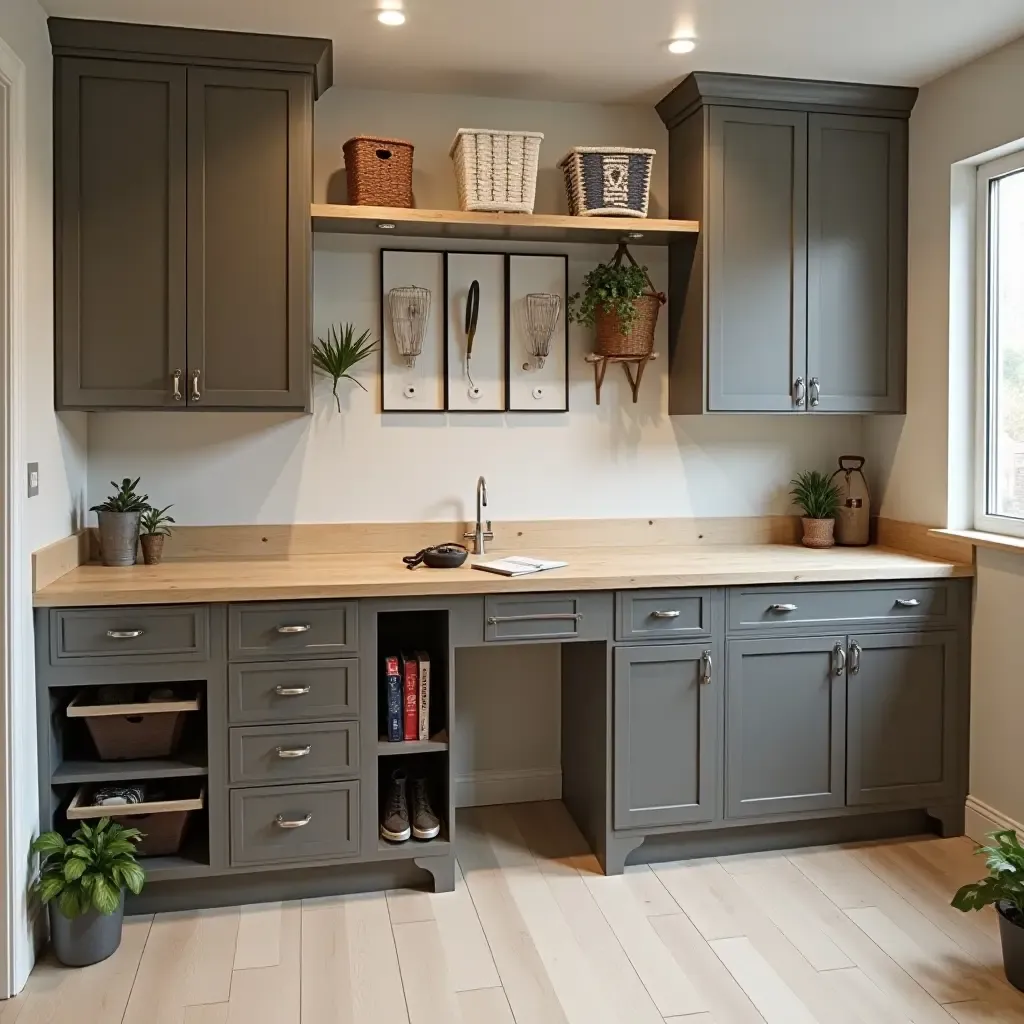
(559, 147, 656, 218)
(595, 293, 663, 357)
(342, 136, 414, 207)
(450, 129, 544, 213)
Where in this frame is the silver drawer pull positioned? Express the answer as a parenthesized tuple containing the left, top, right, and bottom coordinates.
(486, 613, 582, 625)
(276, 624, 312, 634)
(106, 629, 144, 639)
(276, 745, 311, 759)
(274, 685, 311, 697)
(768, 604, 798, 613)
(275, 813, 312, 829)
(701, 649, 713, 686)
(833, 642, 846, 677)
(849, 640, 861, 675)
(894, 598, 920, 608)
(651, 610, 681, 620)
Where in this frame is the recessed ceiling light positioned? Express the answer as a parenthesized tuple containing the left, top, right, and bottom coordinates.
(668, 38, 696, 54)
(377, 9, 406, 26)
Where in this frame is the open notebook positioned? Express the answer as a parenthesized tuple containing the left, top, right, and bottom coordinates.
(471, 556, 568, 577)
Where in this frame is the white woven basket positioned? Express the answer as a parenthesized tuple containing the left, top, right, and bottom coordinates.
(559, 146, 656, 218)
(450, 129, 544, 214)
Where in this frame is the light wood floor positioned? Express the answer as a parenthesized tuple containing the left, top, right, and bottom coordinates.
(3, 801, 1022, 1024)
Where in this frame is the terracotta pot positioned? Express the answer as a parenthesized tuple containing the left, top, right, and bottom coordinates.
(140, 534, 165, 565)
(801, 517, 835, 549)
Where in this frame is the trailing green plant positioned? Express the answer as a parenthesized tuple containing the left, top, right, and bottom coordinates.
(789, 470, 841, 520)
(952, 830, 1024, 919)
(567, 260, 651, 333)
(31, 818, 146, 919)
(140, 504, 175, 537)
(90, 478, 149, 514)
(312, 323, 378, 411)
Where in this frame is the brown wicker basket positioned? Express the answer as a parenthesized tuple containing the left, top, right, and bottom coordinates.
(595, 292, 663, 357)
(342, 136, 414, 207)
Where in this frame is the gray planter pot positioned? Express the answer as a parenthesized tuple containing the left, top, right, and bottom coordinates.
(97, 510, 141, 566)
(49, 899, 123, 967)
(998, 902, 1024, 992)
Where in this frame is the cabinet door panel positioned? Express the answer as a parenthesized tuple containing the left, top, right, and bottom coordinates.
(58, 59, 186, 409)
(726, 636, 845, 818)
(707, 107, 807, 411)
(187, 68, 311, 409)
(847, 631, 957, 806)
(614, 644, 718, 829)
(807, 114, 907, 413)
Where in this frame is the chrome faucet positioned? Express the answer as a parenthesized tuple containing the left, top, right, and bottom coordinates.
(464, 476, 494, 555)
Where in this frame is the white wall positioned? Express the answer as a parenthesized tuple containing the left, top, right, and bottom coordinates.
(866, 34, 1024, 833)
(0, 0, 88, 995)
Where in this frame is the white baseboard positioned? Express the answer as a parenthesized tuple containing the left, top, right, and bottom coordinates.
(455, 768, 561, 808)
(965, 795, 1024, 844)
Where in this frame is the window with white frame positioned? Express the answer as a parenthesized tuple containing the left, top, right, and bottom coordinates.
(977, 150, 1024, 537)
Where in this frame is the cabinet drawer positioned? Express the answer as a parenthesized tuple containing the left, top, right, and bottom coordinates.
(228, 659, 359, 724)
(229, 781, 359, 866)
(50, 605, 209, 665)
(229, 601, 357, 660)
(229, 721, 359, 785)
(615, 589, 712, 642)
(483, 593, 609, 642)
(727, 583, 952, 634)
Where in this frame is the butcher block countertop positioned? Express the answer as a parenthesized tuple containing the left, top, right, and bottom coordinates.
(32, 544, 974, 608)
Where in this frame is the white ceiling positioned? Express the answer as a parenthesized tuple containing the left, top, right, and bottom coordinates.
(40, 0, 1024, 104)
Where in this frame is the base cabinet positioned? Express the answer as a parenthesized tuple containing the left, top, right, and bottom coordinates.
(613, 643, 718, 829)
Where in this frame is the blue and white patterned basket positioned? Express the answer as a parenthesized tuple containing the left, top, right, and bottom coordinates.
(559, 147, 656, 218)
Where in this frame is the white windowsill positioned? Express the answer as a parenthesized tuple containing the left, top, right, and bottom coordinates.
(932, 528, 1024, 557)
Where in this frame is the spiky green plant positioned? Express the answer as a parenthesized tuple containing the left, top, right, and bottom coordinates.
(312, 323, 378, 411)
(952, 830, 1024, 919)
(90, 478, 149, 514)
(140, 504, 175, 537)
(789, 470, 841, 520)
(31, 818, 146, 919)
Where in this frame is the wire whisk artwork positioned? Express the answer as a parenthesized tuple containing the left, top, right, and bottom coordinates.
(523, 292, 562, 370)
(387, 286, 432, 368)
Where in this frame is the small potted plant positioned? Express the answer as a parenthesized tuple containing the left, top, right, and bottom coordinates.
(90, 477, 149, 567)
(139, 504, 175, 565)
(312, 322, 378, 412)
(31, 817, 146, 967)
(952, 830, 1024, 992)
(790, 470, 842, 548)
(568, 245, 665, 358)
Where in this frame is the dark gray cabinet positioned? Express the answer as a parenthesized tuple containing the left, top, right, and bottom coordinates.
(658, 73, 916, 415)
(613, 643, 718, 829)
(846, 631, 958, 807)
(52, 21, 330, 412)
(726, 635, 846, 818)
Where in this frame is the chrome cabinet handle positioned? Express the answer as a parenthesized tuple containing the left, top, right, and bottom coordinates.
(701, 649, 713, 686)
(276, 745, 311, 759)
(833, 642, 846, 676)
(172, 369, 182, 401)
(275, 813, 312, 829)
(190, 369, 201, 401)
(276, 624, 312, 634)
(793, 376, 805, 406)
(274, 684, 311, 696)
(651, 610, 681, 620)
(106, 629, 144, 639)
(768, 603, 798, 613)
(849, 641, 861, 675)
(895, 598, 920, 608)
(809, 377, 820, 407)
(486, 613, 582, 625)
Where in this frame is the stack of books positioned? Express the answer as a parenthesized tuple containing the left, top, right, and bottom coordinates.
(383, 652, 431, 742)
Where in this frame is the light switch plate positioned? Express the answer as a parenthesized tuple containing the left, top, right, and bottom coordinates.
(27, 462, 38, 498)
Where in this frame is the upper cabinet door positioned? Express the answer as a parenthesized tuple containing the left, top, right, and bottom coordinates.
(807, 115, 908, 413)
(186, 68, 311, 410)
(707, 107, 808, 412)
(57, 59, 187, 409)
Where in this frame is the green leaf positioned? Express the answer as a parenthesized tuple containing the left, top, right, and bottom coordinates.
(65, 844, 95, 863)
(57, 887, 84, 920)
(31, 832, 66, 856)
(76, 821, 93, 842)
(63, 857, 87, 882)
(789, 470, 842, 521)
(35, 875, 66, 905)
(312, 323, 378, 412)
(91, 878, 121, 916)
(103, 840, 137, 858)
(116, 861, 146, 896)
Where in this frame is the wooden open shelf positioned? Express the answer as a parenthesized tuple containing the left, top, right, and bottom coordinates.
(377, 731, 449, 756)
(52, 753, 208, 784)
(311, 204, 699, 246)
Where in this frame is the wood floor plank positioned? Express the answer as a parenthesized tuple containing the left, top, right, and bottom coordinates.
(456, 987, 515, 1024)
(430, 861, 500, 993)
(387, 889, 435, 926)
(822, 968, 915, 1024)
(184, 1004, 230, 1024)
(663, 1016, 717, 1023)
(233, 902, 282, 970)
(393, 920, 463, 1024)
(651, 860, 747, 940)
(623, 864, 683, 917)
(945, 999, 1024, 1022)
(226, 901, 300, 1024)
(786, 847, 895, 910)
(710, 936, 818, 1024)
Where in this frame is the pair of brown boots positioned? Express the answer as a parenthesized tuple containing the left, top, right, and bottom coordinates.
(380, 769, 440, 843)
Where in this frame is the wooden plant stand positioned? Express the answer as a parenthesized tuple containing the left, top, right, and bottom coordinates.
(585, 352, 659, 405)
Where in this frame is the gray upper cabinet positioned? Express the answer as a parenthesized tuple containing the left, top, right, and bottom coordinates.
(613, 643, 718, 830)
(807, 115, 907, 413)
(846, 631, 958, 807)
(51, 20, 331, 412)
(657, 72, 916, 415)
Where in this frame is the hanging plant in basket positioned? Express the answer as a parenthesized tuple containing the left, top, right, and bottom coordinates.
(567, 244, 665, 357)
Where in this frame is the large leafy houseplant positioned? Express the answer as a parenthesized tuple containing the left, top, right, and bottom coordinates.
(312, 323, 378, 411)
(90, 477, 149, 514)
